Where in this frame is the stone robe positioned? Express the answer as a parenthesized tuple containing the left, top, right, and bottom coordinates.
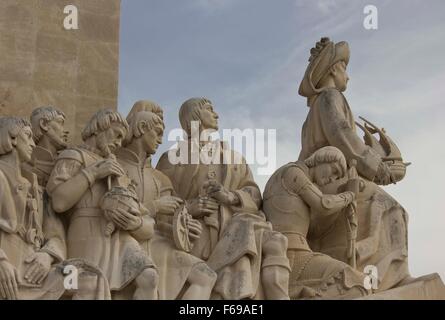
(46, 147, 155, 292)
(116, 147, 209, 299)
(0, 160, 65, 300)
(157, 141, 288, 299)
(23, 146, 67, 263)
(299, 88, 410, 291)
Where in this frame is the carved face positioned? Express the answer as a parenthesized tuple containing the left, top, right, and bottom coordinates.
(312, 162, 341, 186)
(199, 103, 219, 131)
(44, 115, 69, 150)
(97, 122, 127, 156)
(142, 122, 164, 155)
(332, 61, 349, 92)
(16, 126, 36, 163)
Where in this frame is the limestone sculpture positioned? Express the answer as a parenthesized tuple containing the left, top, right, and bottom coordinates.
(157, 98, 291, 300)
(298, 37, 412, 291)
(116, 103, 217, 299)
(0, 116, 66, 300)
(46, 109, 159, 299)
(0, 35, 444, 300)
(263, 146, 370, 299)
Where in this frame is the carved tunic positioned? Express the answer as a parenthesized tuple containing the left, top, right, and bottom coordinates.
(117, 147, 208, 299)
(263, 161, 368, 299)
(0, 160, 64, 300)
(157, 141, 289, 300)
(47, 147, 154, 291)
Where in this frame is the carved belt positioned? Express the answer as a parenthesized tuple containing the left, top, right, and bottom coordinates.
(72, 208, 104, 219)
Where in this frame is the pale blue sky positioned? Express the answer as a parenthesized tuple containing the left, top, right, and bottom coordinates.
(118, 0, 445, 281)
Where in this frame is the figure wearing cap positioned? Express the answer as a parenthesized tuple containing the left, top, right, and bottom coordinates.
(298, 38, 411, 291)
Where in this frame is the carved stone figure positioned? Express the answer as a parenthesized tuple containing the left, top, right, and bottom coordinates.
(263, 146, 369, 299)
(25, 107, 69, 278)
(25, 107, 70, 186)
(0, 117, 65, 300)
(117, 106, 217, 299)
(46, 109, 159, 299)
(298, 37, 411, 291)
(157, 98, 290, 300)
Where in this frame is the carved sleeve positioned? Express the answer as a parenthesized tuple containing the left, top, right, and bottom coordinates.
(46, 155, 91, 213)
(46, 159, 83, 195)
(231, 157, 262, 213)
(300, 184, 354, 216)
(318, 89, 382, 180)
(283, 166, 353, 216)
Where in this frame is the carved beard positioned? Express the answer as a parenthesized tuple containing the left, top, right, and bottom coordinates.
(46, 129, 67, 151)
(96, 132, 112, 158)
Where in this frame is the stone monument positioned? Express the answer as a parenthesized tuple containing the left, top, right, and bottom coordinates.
(0, 0, 121, 143)
(0, 1, 443, 299)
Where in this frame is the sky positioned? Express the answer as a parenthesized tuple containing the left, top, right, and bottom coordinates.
(118, 0, 445, 282)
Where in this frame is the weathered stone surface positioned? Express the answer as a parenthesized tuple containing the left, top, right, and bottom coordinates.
(359, 274, 445, 300)
(0, 0, 121, 143)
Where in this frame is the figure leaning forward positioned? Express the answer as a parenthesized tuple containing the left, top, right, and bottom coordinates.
(47, 109, 159, 299)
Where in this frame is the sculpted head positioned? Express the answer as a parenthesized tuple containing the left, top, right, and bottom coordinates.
(127, 100, 164, 121)
(0, 116, 36, 163)
(30, 106, 69, 151)
(81, 109, 129, 157)
(305, 146, 347, 186)
(318, 60, 349, 92)
(124, 111, 165, 155)
(179, 97, 219, 135)
(299, 37, 350, 105)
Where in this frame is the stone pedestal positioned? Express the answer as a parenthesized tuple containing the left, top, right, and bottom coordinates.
(359, 273, 445, 300)
(0, 0, 121, 143)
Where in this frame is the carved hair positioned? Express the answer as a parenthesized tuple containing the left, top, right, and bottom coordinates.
(30, 106, 66, 143)
(127, 100, 164, 122)
(0, 116, 32, 155)
(179, 97, 212, 134)
(123, 111, 164, 146)
(305, 146, 347, 178)
(81, 109, 129, 141)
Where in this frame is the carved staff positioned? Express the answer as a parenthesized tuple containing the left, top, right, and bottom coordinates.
(345, 160, 359, 269)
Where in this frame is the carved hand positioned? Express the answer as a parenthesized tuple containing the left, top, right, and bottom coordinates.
(0, 260, 19, 300)
(186, 197, 219, 218)
(186, 216, 203, 241)
(87, 158, 125, 181)
(155, 196, 184, 215)
(341, 191, 356, 205)
(24, 252, 53, 285)
(203, 180, 239, 205)
(106, 207, 142, 231)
